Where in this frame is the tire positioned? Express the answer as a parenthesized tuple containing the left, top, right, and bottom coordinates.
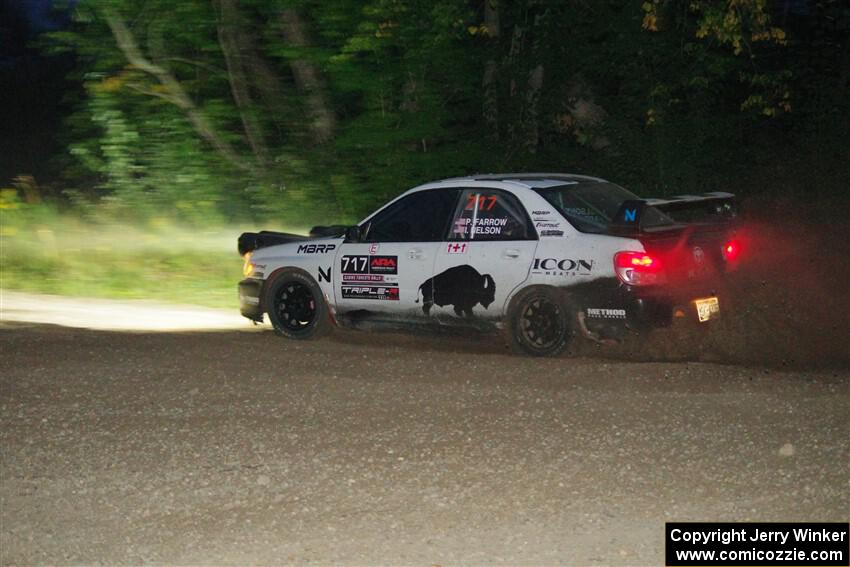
(264, 269, 331, 340)
(506, 287, 572, 357)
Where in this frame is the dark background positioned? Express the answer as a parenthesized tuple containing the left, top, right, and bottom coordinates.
(1, 0, 848, 225)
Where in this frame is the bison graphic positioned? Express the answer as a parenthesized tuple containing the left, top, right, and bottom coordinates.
(416, 265, 496, 317)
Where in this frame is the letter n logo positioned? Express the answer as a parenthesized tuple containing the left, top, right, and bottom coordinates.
(318, 267, 331, 283)
(624, 208, 636, 222)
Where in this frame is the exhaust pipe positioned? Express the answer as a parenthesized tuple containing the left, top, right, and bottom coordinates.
(576, 311, 619, 346)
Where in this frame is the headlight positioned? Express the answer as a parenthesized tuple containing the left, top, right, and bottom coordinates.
(242, 252, 255, 277)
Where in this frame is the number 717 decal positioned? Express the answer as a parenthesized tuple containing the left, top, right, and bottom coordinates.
(341, 255, 368, 273)
(341, 255, 398, 275)
(465, 194, 498, 211)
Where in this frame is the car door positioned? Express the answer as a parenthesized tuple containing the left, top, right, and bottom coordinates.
(334, 188, 461, 320)
(429, 187, 538, 320)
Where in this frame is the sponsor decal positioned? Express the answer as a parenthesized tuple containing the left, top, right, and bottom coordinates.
(369, 243, 379, 255)
(416, 265, 495, 317)
(532, 258, 594, 276)
(297, 243, 336, 254)
(343, 274, 388, 282)
(369, 256, 398, 274)
(540, 230, 564, 237)
(586, 308, 626, 319)
(535, 221, 561, 229)
(624, 208, 637, 222)
(341, 285, 399, 301)
(446, 242, 468, 254)
(318, 266, 331, 283)
(532, 210, 552, 216)
(565, 207, 606, 224)
(341, 255, 398, 275)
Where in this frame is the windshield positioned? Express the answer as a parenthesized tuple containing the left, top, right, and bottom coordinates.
(533, 182, 674, 233)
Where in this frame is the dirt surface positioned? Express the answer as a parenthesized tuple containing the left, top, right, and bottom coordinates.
(1, 320, 847, 566)
(1, 291, 248, 332)
(2, 208, 849, 565)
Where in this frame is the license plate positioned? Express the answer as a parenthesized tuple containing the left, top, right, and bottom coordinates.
(694, 297, 720, 322)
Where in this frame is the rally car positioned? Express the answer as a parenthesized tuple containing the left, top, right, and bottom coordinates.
(238, 174, 741, 356)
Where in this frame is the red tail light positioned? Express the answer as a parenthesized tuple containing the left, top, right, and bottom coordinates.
(614, 251, 665, 286)
(722, 239, 741, 262)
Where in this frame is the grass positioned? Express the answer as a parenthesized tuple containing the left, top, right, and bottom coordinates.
(1, 211, 302, 309)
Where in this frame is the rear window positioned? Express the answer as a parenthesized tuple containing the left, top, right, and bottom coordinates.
(533, 182, 674, 233)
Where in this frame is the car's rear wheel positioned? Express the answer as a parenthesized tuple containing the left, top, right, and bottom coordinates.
(265, 269, 331, 340)
(507, 287, 572, 356)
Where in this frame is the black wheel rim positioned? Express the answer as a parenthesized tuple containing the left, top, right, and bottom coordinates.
(274, 281, 317, 331)
(520, 298, 563, 349)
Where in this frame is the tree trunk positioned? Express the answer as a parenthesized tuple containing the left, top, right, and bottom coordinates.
(214, 0, 270, 165)
(244, 45, 289, 129)
(524, 63, 544, 153)
(279, 8, 336, 144)
(482, 0, 500, 140)
(523, 11, 548, 153)
(103, 11, 258, 175)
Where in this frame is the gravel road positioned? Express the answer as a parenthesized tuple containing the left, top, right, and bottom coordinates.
(1, 316, 847, 565)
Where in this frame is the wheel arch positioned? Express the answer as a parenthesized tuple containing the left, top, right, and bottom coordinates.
(260, 266, 316, 313)
(504, 283, 574, 318)
(262, 267, 338, 328)
(504, 283, 576, 356)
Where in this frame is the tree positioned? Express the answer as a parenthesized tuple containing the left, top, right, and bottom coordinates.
(41, 0, 849, 224)
(213, 0, 270, 165)
(103, 9, 259, 174)
(481, 0, 500, 140)
(642, 0, 792, 117)
(278, 7, 336, 144)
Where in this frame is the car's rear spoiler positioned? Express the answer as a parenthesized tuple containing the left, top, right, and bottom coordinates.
(609, 192, 737, 235)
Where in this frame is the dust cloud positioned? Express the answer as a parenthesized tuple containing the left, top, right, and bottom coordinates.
(602, 208, 850, 370)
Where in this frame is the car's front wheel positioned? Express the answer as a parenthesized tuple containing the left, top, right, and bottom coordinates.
(506, 287, 572, 356)
(265, 269, 331, 340)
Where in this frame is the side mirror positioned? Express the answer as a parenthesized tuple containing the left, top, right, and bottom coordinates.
(344, 225, 362, 243)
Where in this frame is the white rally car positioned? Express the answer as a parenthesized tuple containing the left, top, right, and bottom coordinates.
(238, 174, 741, 356)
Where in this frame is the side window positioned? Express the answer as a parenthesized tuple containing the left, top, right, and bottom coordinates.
(448, 189, 535, 241)
(362, 189, 459, 243)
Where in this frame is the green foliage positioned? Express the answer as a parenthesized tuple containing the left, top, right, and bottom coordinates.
(1, 201, 252, 308)
(22, 0, 850, 228)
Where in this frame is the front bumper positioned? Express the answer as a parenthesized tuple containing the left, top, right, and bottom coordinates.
(238, 278, 263, 322)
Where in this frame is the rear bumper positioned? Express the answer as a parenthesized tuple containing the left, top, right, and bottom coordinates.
(622, 281, 725, 328)
(579, 277, 726, 336)
(238, 278, 263, 322)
